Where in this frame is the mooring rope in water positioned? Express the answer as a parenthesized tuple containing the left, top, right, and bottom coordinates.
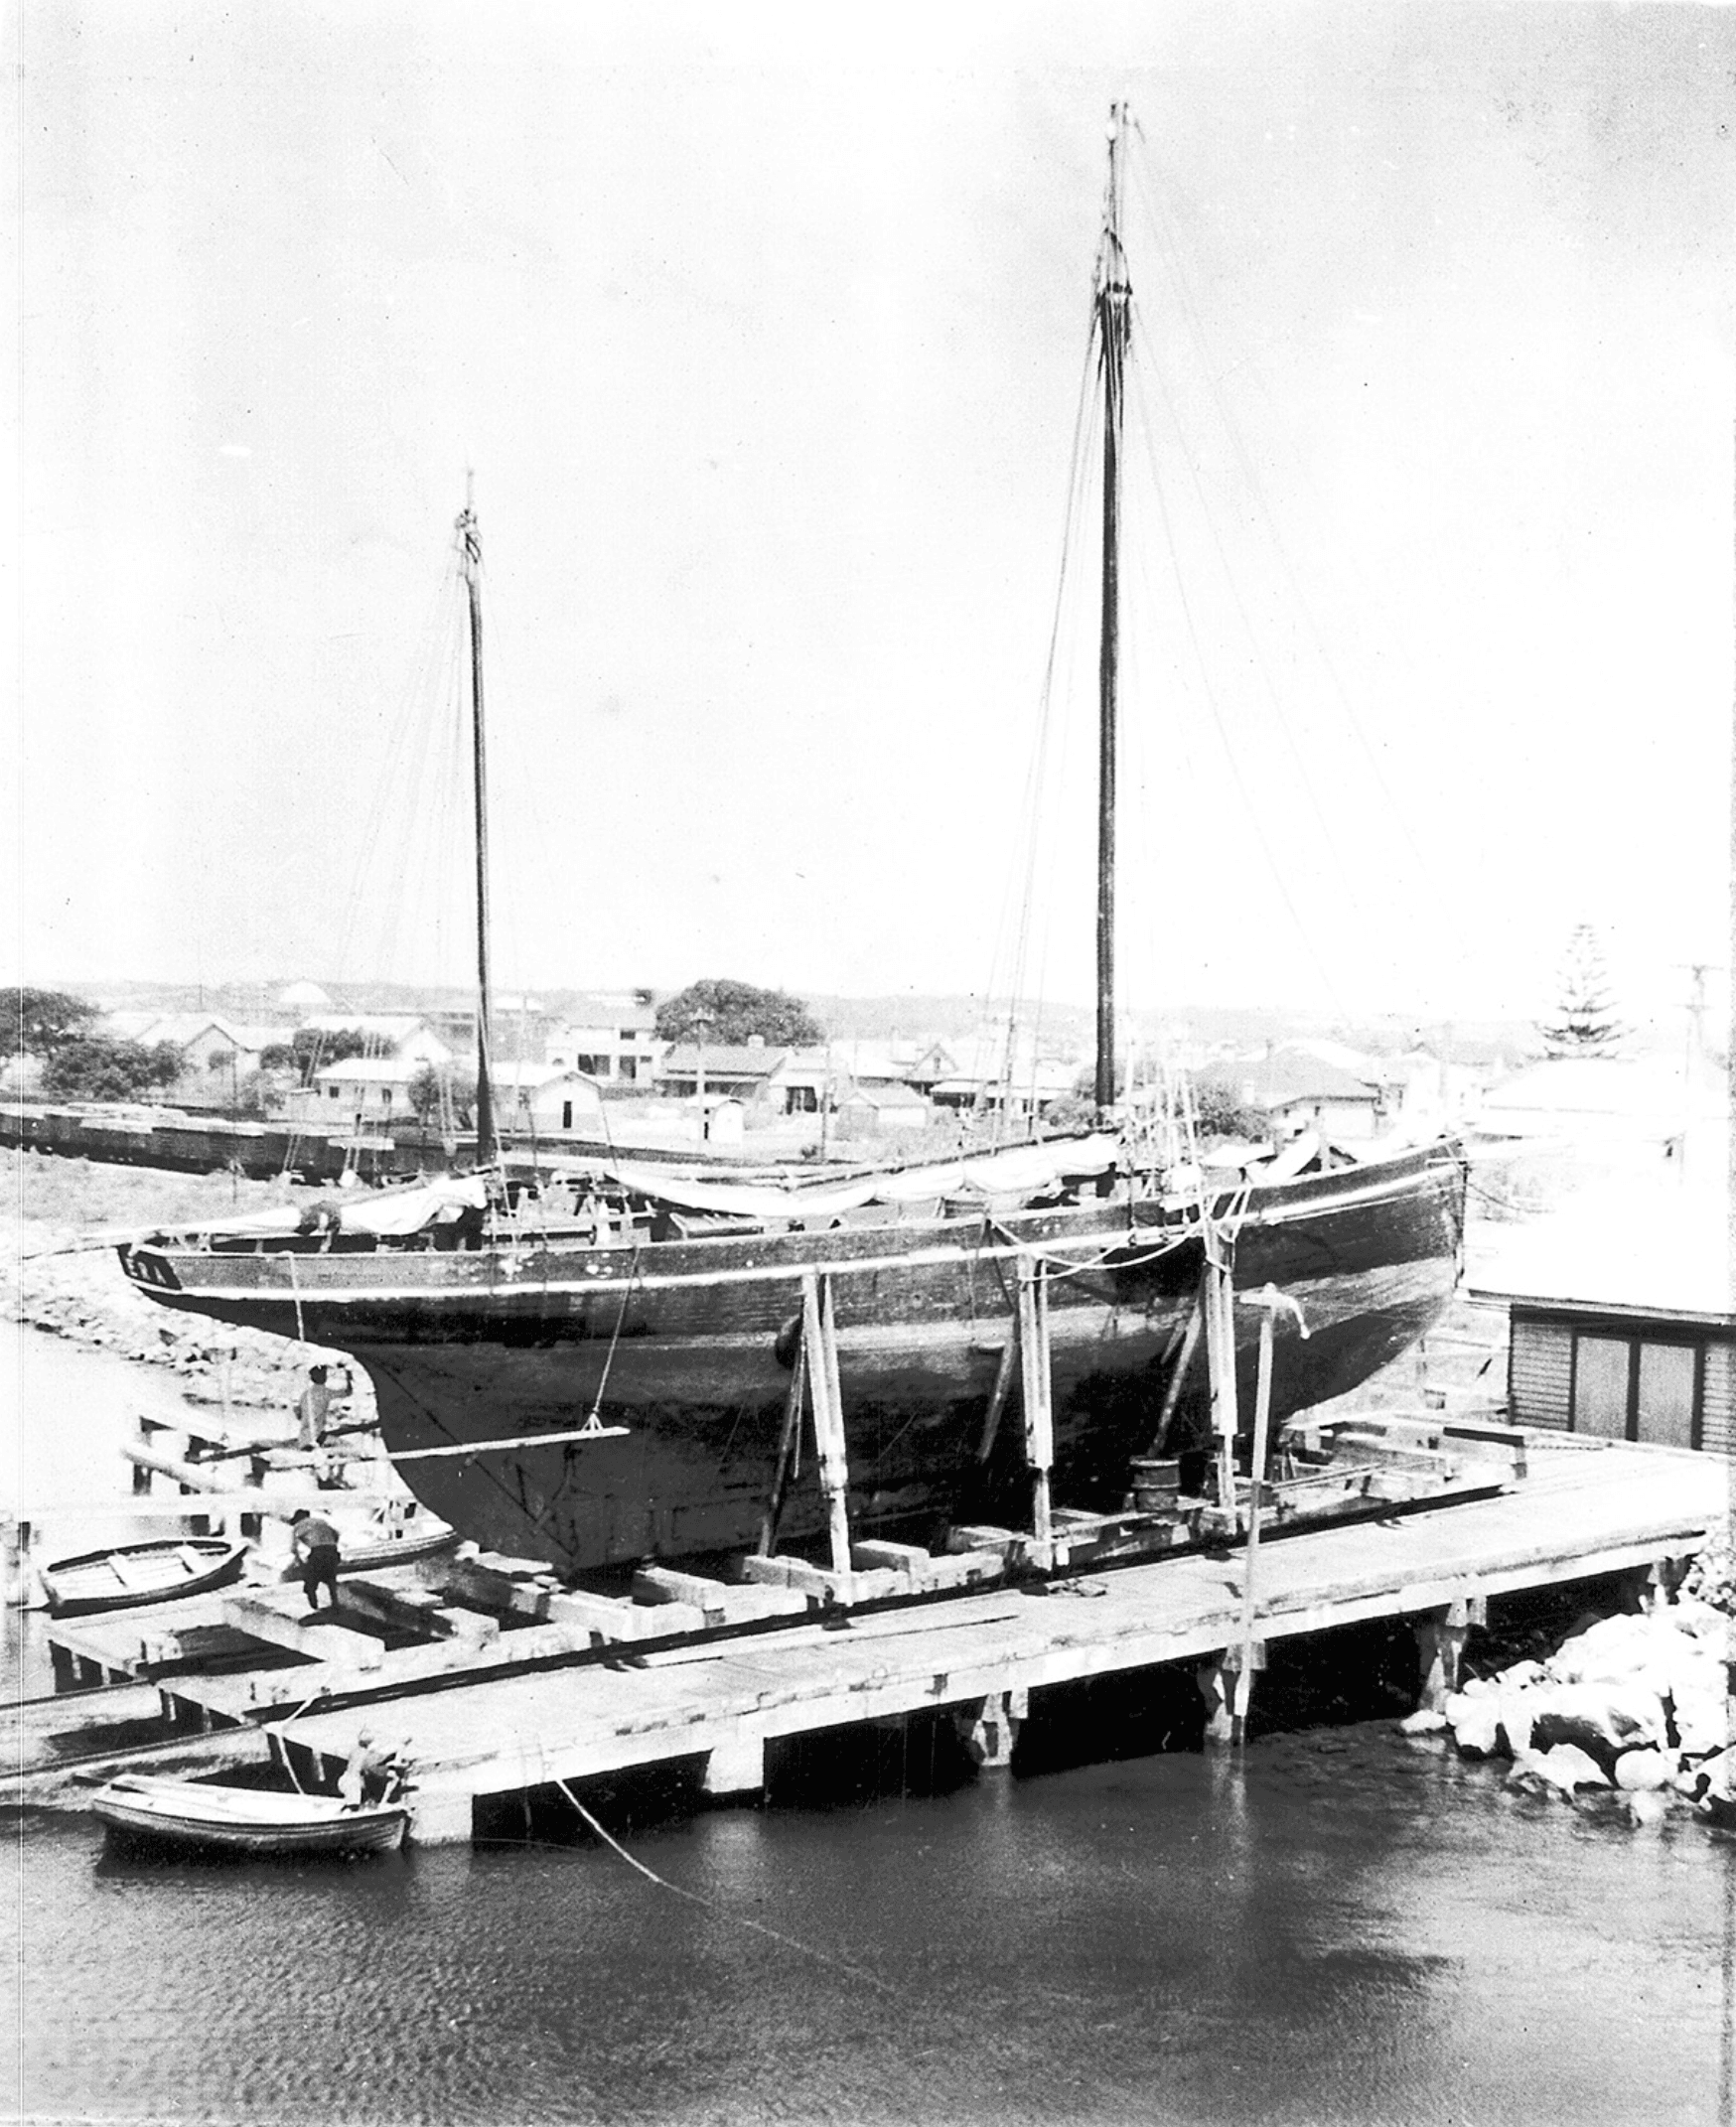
(548, 1773, 897, 1996)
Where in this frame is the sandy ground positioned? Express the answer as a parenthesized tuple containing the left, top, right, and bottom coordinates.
(4, 1149, 348, 1412)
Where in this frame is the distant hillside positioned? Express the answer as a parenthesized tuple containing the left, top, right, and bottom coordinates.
(46, 975, 1559, 1069)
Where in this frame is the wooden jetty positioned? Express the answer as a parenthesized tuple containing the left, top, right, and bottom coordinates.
(20, 1428, 1723, 1842)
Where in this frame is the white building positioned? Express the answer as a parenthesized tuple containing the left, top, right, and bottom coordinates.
(545, 991, 663, 1086)
(491, 1064, 606, 1138)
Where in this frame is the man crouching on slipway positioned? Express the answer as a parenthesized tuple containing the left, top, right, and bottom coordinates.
(288, 1507, 342, 1613)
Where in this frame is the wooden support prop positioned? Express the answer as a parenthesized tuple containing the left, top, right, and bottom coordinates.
(975, 1335, 1019, 1464)
(756, 1334, 808, 1557)
(1201, 1239, 1238, 1511)
(1413, 1594, 1486, 1713)
(1015, 1256, 1055, 1569)
(952, 1688, 1028, 1771)
(801, 1272, 853, 1577)
(1234, 1285, 1309, 1715)
(1144, 1300, 1204, 1457)
(701, 1729, 767, 1799)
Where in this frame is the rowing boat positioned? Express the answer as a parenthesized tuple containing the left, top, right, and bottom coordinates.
(42, 1537, 249, 1617)
(91, 1774, 408, 1856)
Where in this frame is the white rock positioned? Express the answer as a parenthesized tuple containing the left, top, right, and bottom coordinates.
(1450, 1700, 1504, 1758)
(1624, 1789, 1670, 1829)
(1528, 1743, 1610, 1794)
(1496, 1689, 1535, 1759)
(1399, 1709, 1448, 1736)
(1613, 1749, 1673, 1792)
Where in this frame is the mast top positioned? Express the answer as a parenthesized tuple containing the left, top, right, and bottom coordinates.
(1097, 102, 1131, 302)
(456, 480, 482, 576)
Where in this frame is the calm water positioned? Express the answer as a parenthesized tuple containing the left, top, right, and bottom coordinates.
(6, 1324, 1734, 2126)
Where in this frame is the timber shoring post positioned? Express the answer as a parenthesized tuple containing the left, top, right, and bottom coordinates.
(1414, 1595, 1486, 1713)
(1202, 1240, 1239, 1513)
(1144, 1300, 1204, 1458)
(975, 1335, 1019, 1465)
(756, 1336, 808, 1559)
(1016, 1256, 1056, 1569)
(801, 1272, 853, 1577)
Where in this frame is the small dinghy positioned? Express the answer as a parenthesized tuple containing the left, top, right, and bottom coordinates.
(339, 1513, 459, 1573)
(276, 1509, 458, 1583)
(91, 1775, 408, 1857)
(42, 1537, 249, 1617)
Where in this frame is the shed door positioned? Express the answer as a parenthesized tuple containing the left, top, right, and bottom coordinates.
(1571, 1336, 1630, 1439)
(1635, 1343, 1695, 1449)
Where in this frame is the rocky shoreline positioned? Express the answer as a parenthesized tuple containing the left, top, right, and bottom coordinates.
(1409, 1542, 1736, 1830)
(5, 1149, 359, 1416)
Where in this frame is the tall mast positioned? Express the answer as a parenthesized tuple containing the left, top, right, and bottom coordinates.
(457, 479, 498, 1167)
(1094, 104, 1131, 1115)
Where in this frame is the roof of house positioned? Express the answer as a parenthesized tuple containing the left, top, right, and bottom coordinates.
(118, 1014, 290, 1054)
(657, 1045, 791, 1077)
(1471, 1172, 1729, 1319)
(1224, 1052, 1381, 1108)
(837, 1079, 930, 1109)
(312, 1057, 423, 1085)
(491, 1063, 603, 1094)
(1478, 1053, 1725, 1123)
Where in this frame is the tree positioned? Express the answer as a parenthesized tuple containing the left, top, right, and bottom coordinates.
(654, 979, 822, 1049)
(3, 988, 97, 1061)
(1540, 923, 1625, 1056)
(42, 1035, 183, 1102)
(406, 1062, 443, 1125)
(1190, 1075, 1270, 1141)
(258, 1024, 371, 1086)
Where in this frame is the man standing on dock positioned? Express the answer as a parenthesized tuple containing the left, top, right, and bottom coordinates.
(296, 1364, 332, 1452)
(289, 1507, 342, 1613)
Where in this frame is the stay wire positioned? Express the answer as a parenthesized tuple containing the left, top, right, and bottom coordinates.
(1123, 312, 1370, 970)
(1120, 346, 1350, 1019)
(1128, 152, 1470, 996)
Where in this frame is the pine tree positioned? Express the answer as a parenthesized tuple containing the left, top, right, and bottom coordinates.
(1539, 923, 1625, 1055)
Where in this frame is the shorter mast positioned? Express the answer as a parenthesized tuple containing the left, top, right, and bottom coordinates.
(1094, 103, 1132, 1116)
(457, 486, 498, 1167)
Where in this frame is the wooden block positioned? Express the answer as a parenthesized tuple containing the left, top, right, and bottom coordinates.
(442, 1558, 560, 1621)
(338, 1577, 448, 1633)
(430, 1606, 502, 1647)
(219, 1592, 385, 1670)
(850, 1540, 932, 1575)
(738, 1555, 825, 1598)
(713, 1582, 808, 1621)
(738, 1556, 904, 1606)
(470, 1550, 558, 1580)
(634, 1566, 730, 1621)
(913, 1550, 1007, 1590)
(942, 1525, 1030, 1562)
(541, 1589, 651, 1638)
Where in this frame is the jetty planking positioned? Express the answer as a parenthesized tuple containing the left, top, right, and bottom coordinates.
(25, 1432, 1724, 1845)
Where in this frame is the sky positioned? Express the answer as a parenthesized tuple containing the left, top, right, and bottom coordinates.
(8, 0, 1733, 1042)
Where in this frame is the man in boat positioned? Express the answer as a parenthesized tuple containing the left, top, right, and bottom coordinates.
(296, 1364, 332, 1451)
(288, 1506, 342, 1613)
(340, 1728, 408, 1809)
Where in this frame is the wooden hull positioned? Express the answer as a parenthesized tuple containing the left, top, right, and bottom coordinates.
(92, 1777, 408, 1855)
(119, 1144, 1465, 1578)
(43, 1540, 249, 1618)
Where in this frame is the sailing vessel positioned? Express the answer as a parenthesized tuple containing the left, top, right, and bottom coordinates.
(116, 110, 1467, 1581)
